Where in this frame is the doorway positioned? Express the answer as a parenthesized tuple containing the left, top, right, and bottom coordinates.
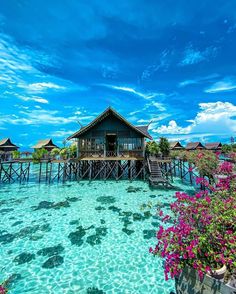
(106, 134, 117, 156)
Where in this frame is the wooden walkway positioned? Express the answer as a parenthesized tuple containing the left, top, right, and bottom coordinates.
(0, 159, 147, 184)
(0, 157, 200, 185)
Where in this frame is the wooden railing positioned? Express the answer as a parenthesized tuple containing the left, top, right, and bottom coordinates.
(80, 150, 144, 158)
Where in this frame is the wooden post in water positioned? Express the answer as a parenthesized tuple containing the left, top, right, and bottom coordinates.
(49, 162, 52, 184)
(9, 162, 12, 183)
(57, 163, 60, 182)
(19, 162, 23, 184)
(0, 163, 2, 183)
(45, 162, 49, 182)
(27, 162, 30, 182)
(180, 160, 183, 181)
(170, 162, 173, 182)
(39, 162, 42, 183)
(189, 162, 193, 185)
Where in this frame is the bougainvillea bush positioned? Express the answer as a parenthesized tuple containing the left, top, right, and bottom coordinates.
(150, 161, 236, 281)
(0, 284, 7, 294)
(186, 151, 219, 182)
(170, 150, 220, 183)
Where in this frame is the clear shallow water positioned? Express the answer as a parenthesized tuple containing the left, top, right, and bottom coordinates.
(0, 179, 195, 294)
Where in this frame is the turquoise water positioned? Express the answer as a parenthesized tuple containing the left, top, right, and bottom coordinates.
(0, 179, 195, 293)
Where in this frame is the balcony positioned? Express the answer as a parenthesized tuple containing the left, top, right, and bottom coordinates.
(79, 150, 144, 160)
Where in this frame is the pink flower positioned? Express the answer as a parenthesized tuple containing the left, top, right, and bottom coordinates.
(205, 196, 211, 204)
(0, 285, 7, 294)
(159, 210, 164, 217)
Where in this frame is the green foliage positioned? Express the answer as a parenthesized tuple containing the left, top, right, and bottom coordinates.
(32, 148, 48, 162)
(146, 141, 160, 156)
(51, 148, 60, 157)
(187, 151, 218, 177)
(11, 150, 20, 159)
(68, 144, 77, 158)
(170, 150, 188, 160)
(59, 148, 68, 159)
(159, 137, 170, 157)
(222, 144, 232, 154)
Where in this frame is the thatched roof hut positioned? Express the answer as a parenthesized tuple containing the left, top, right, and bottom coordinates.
(205, 142, 222, 151)
(0, 138, 19, 152)
(32, 139, 58, 152)
(170, 141, 184, 150)
(185, 142, 205, 151)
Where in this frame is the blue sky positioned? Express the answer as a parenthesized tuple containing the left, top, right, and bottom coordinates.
(0, 0, 236, 149)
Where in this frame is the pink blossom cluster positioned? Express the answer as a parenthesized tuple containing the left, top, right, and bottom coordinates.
(150, 168, 236, 281)
(218, 161, 234, 174)
(0, 285, 7, 294)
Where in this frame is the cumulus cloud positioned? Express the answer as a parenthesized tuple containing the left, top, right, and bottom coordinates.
(153, 101, 236, 137)
(153, 120, 191, 134)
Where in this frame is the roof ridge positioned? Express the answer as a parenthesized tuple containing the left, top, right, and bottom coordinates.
(67, 108, 152, 140)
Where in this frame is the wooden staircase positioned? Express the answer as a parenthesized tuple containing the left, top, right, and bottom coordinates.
(148, 157, 174, 188)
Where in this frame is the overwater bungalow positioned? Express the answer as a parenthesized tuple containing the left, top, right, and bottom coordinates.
(0, 138, 19, 161)
(170, 141, 184, 150)
(185, 142, 205, 151)
(67, 107, 152, 159)
(205, 142, 222, 152)
(0, 138, 19, 152)
(32, 139, 58, 152)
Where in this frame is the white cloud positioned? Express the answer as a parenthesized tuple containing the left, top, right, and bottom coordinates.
(153, 120, 191, 134)
(78, 115, 95, 121)
(50, 130, 77, 138)
(129, 110, 141, 116)
(152, 102, 166, 111)
(18, 95, 49, 104)
(205, 78, 236, 93)
(0, 36, 34, 73)
(137, 114, 171, 128)
(179, 74, 219, 88)
(0, 34, 85, 103)
(153, 101, 236, 137)
(98, 84, 165, 100)
(0, 109, 77, 126)
(180, 45, 218, 66)
(141, 49, 172, 80)
(26, 82, 65, 92)
(160, 132, 215, 144)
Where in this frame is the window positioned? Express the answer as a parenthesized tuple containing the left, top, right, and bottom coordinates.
(118, 138, 142, 151)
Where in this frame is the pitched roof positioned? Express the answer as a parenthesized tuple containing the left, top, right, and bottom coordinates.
(186, 142, 205, 150)
(135, 125, 153, 140)
(67, 107, 152, 140)
(205, 142, 222, 150)
(0, 138, 19, 148)
(170, 141, 184, 149)
(32, 139, 58, 149)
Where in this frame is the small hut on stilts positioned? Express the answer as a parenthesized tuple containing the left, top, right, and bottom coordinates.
(0, 138, 19, 161)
